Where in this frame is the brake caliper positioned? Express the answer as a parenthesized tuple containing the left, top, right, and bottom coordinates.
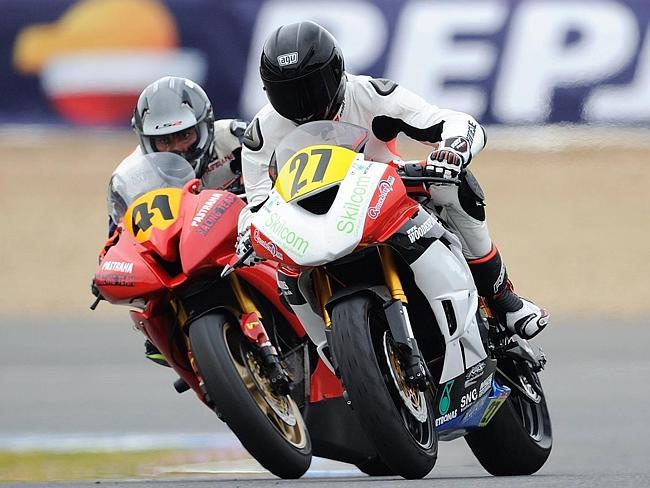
(240, 312, 291, 395)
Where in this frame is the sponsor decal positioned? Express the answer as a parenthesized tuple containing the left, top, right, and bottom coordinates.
(336, 174, 371, 234)
(194, 193, 237, 236)
(460, 387, 479, 412)
(254, 229, 284, 260)
(264, 213, 309, 255)
(435, 408, 458, 427)
(479, 373, 494, 396)
(351, 160, 371, 174)
(406, 217, 435, 243)
(100, 261, 134, 273)
(367, 175, 395, 220)
(479, 397, 507, 427)
(192, 193, 222, 227)
(277, 52, 298, 66)
(438, 380, 454, 415)
(205, 152, 235, 173)
(95, 274, 135, 287)
(464, 361, 486, 387)
(155, 120, 183, 129)
(466, 120, 477, 147)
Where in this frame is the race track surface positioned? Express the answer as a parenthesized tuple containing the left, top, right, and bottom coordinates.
(1, 316, 649, 487)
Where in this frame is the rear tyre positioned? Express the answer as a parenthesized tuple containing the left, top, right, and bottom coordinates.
(189, 313, 312, 479)
(356, 457, 396, 476)
(330, 294, 437, 479)
(465, 369, 552, 475)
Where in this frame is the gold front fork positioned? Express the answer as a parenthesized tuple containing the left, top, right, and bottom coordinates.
(313, 268, 333, 327)
(378, 246, 408, 304)
(228, 273, 262, 317)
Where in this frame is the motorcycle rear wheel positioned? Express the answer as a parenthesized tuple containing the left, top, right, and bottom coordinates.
(356, 457, 396, 476)
(330, 294, 438, 479)
(465, 368, 552, 475)
(189, 313, 312, 479)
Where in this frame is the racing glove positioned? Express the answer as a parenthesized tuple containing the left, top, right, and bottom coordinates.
(424, 136, 472, 184)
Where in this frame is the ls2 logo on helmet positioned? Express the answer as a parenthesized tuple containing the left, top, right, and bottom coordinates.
(277, 52, 298, 66)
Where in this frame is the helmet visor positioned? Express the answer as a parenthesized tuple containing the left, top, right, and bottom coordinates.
(263, 64, 342, 123)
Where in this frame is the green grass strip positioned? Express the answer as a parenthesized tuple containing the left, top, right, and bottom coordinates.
(0, 449, 235, 482)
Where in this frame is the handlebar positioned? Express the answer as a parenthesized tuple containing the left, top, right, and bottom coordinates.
(399, 176, 460, 186)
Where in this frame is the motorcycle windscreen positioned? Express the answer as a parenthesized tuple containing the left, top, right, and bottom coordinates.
(107, 152, 195, 225)
(274, 120, 368, 175)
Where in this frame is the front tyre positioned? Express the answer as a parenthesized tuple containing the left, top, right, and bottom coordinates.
(189, 313, 311, 479)
(465, 368, 552, 475)
(330, 295, 438, 479)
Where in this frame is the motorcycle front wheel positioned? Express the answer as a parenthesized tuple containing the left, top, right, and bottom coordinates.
(189, 312, 312, 479)
(330, 294, 438, 479)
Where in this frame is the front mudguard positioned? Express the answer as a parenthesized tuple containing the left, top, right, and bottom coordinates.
(325, 284, 392, 314)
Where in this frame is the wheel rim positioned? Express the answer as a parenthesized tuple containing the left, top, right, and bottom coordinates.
(222, 322, 308, 449)
(379, 331, 435, 449)
(509, 372, 552, 448)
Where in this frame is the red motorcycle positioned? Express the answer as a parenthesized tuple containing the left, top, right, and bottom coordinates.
(92, 152, 319, 477)
(93, 152, 396, 478)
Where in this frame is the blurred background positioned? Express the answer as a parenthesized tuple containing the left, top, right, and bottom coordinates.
(1, 0, 649, 482)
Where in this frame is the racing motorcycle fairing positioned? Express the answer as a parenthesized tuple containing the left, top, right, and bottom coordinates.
(123, 187, 185, 262)
(95, 228, 166, 305)
(253, 152, 418, 267)
(179, 189, 245, 276)
(252, 120, 510, 438)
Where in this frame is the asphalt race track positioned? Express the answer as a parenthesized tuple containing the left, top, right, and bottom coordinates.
(2, 316, 649, 487)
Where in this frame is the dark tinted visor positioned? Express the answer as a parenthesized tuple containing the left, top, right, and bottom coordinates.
(264, 64, 341, 123)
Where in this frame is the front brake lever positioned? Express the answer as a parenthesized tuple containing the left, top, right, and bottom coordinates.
(220, 247, 254, 278)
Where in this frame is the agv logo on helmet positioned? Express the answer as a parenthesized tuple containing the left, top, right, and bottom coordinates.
(277, 52, 298, 66)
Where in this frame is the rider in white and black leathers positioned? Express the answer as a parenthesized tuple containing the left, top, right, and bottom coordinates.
(237, 21, 548, 341)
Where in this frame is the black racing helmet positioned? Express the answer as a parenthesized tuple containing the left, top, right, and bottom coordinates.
(132, 76, 215, 177)
(260, 21, 345, 124)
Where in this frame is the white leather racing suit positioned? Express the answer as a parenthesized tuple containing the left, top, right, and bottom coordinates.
(237, 74, 505, 358)
(239, 74, 491, 260)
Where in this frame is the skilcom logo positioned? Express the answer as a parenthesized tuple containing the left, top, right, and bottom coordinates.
(336, 175, 371, 234)
(264, 213, 309, 256)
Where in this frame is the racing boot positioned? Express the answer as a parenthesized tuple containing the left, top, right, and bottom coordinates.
(145, 339, 170, 367)
(468, 245, 549, 339)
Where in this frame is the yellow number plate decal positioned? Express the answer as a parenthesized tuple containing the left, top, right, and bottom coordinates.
(275, 145, 357, 202)
(124, 188, 183, 242)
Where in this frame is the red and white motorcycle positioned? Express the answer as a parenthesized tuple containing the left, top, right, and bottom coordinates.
(244, 121, 552, 479)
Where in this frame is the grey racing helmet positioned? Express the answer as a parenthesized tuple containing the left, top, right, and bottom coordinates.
(132, 76, 216, 177)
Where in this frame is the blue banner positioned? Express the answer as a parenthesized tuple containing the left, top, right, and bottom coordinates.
(1, 0, 649, 126)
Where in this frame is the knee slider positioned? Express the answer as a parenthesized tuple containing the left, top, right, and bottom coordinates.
(458, 169, 486, 221)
